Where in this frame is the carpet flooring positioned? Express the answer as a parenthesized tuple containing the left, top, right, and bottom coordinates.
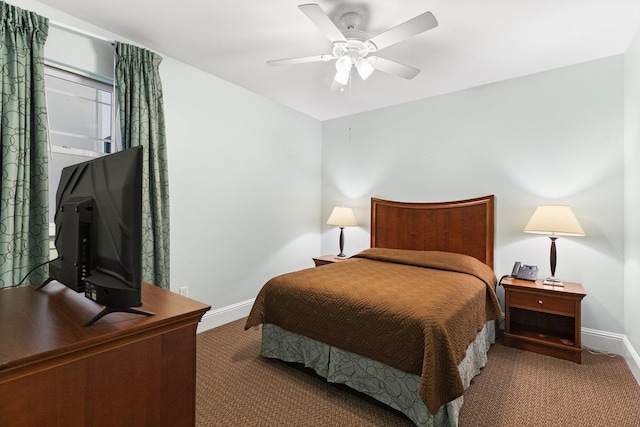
(196, 318, 640, 426)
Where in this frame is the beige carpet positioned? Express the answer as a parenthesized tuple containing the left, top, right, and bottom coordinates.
(196, 318, 640, 426)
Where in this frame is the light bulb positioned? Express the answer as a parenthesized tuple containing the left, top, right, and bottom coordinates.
(334, 69, 350, 85)
(335, 56, 352, 71)
(334, 56, 351, 85)
(356, 57, 376, 80)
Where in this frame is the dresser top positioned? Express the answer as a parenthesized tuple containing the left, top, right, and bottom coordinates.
(0, 282, 210, 372)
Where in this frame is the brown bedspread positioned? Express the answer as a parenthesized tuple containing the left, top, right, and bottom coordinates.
(245, 248, 502, 414)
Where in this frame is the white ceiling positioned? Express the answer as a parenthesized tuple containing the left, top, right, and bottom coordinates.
(38, 0, 640, 121)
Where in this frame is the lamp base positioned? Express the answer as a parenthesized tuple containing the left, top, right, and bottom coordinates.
(335, 227, 346, 258)
(543, 276, 564, 286)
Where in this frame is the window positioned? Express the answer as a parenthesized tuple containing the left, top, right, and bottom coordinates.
(45, 66, 119, 226)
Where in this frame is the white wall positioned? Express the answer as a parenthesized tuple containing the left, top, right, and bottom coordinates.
(21, 0, 323, 312)
(162, 59, 322, 308)
(624, 27, 640, 369)
(322, 56, 625, 334)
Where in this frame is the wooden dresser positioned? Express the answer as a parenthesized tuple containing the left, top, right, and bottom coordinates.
(0, 282, 210, 426)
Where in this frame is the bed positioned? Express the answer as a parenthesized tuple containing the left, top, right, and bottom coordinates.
(245, 196, 501, 426)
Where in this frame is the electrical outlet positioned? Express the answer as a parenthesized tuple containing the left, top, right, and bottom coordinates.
(178, 286, 188, 297)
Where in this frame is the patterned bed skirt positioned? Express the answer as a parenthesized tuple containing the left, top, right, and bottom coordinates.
(260, 321, 495, 427)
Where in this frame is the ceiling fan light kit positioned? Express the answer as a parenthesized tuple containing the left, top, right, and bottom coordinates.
(332, 39, 376, 83)
(268, 3, 438, 91)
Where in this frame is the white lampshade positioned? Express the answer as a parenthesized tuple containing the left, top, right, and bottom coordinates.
(327, 206, 358, 227)
(524, 205, 585, 236)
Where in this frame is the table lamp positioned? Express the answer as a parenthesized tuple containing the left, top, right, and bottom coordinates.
(524, 205, 585, 285)
(327, 206, 358, 257)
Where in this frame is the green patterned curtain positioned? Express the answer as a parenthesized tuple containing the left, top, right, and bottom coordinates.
(0, 2, 49, 289)
(115, 42, 170, 289)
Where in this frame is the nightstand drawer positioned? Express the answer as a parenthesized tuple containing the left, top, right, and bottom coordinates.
(509, 291, 575, 316)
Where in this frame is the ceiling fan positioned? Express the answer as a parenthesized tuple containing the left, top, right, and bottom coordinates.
(267, 3, 438, 91)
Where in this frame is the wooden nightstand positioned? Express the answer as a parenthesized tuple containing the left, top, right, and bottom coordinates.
(501, 277, 586, 363)
(312, 254, 349, 267)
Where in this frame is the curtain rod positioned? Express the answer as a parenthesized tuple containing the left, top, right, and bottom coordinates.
(49, 20, 115, 45)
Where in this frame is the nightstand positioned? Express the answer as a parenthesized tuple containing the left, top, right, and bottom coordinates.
(501, 277, 586, 363)
(312, 254, 349, 267)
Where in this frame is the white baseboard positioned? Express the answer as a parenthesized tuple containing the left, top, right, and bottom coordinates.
(194, 303, 640, 385)
(196, 298, 255, 334)
(581, 327, 626, 354)
(582, 327, 640, 385)
(623, 336, 640, 385)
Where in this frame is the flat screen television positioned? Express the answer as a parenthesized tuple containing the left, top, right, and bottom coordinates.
(38, 146, 153, 325)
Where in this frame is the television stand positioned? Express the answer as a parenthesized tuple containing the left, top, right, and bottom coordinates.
(35, 276, 55, 290)
(85, 306, 155, 326)
(0, 282, 210, 426)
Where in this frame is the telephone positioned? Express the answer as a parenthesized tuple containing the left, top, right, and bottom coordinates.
(510, 262, 538, 281)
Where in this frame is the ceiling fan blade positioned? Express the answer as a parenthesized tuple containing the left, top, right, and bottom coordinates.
(299, 3, 347, 43)
(368, 12, 438, 51)
(371, 56, 420, 80)
(267, 54, 334, 66)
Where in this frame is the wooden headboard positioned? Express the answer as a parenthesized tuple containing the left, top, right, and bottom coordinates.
(370, 195, 495, 268)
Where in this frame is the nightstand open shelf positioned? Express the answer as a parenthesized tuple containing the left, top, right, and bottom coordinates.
(509, 321, 575, 346)
(501, 277, 586, 363)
